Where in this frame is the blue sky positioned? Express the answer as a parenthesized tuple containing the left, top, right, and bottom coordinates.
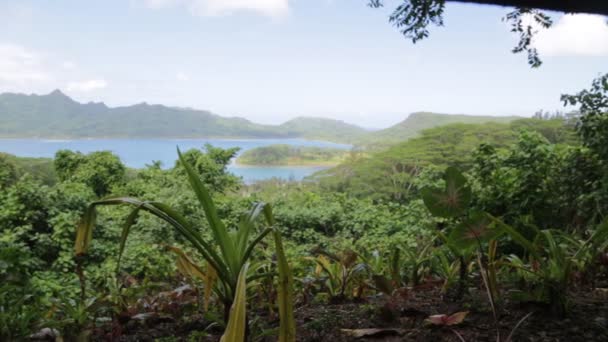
(0, 0, 607, 128)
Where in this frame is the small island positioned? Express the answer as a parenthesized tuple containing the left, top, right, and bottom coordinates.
(236, 144, 350, 166)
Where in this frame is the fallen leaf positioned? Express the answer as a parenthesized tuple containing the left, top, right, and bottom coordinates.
(341, 328, 404, 338)
(425, 311, 469, 326)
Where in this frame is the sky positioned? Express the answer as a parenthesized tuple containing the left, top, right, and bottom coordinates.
(0, 0, 607, 128)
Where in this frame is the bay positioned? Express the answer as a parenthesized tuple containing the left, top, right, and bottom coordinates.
(0, 138, 350, 183)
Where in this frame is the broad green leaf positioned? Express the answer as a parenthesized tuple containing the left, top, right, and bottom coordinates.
(422, 166, 471, 218)
(448, 211, 502, 252)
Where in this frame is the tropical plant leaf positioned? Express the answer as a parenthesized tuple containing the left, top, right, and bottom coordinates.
(448, 211, 502, 252)
(167, 245, 207, 281)
(74, 205, 96, 256)
(495, 217, 540, 259)
(422, 167, 471, 218)
(273, 228, 296, 342)
(116, 205, 143, 270)
(177, 147, 238, 278)
(204, 261, 218, 311)
(220, 263, 249, 342)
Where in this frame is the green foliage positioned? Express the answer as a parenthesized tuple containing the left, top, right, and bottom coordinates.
(318, 118, 574, 202)
(308, 249, 368, 301)
(503, 221, 608, 316)
(0, 153, 17, 188)
(2, 74, 608, 338)
(75, 148, 296, 339)
(358, 112, 520, 149)
(174, 144, 240, 193)
(0, 153, 56, 186)
(471, 130, 607, 232)
(368, 1, 555, 67)
(562, 73, 608, 161)
(55, 150, 126, 196)
(0, 241, 43, 340)
(237, 144, 348, 166)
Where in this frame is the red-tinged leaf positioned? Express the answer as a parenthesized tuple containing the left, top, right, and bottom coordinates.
(426, 311, 469, 326)
(426, 314, 449, 325)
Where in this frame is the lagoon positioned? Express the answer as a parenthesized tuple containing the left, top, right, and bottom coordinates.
(0, 138, 350, 183)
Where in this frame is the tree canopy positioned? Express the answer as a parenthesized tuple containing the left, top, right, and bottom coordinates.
(370, 0, 608, 67)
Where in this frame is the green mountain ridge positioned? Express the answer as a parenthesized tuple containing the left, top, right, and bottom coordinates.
(0, 90, 524, 145)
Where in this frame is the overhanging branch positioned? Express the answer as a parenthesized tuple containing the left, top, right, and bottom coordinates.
(449, 0, 608, 16)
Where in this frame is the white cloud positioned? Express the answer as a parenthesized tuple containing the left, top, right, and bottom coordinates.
(0, 44, 50, 84)
(534, 14, 608, 56)
(176, 71, 190, 81)
(66, 79, 108, 92)
(62, 61, 76, 70)
(142, 0, 289, 17)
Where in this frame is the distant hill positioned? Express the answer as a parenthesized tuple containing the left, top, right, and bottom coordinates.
(357, 112, 521, 148)
(0, 90, 283, 139)
(0, 91, 524, 147)
(276, 117, 368, 143)
(0, 90, 370, 143)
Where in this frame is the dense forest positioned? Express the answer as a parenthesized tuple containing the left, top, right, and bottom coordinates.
(1, 74, 607, 341)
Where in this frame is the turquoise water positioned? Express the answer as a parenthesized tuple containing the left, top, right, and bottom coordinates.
(0, 138, 350, 183)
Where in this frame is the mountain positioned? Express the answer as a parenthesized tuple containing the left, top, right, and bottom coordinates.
(276, 117, 368, 143)
(0, 91, 370, 142)
(0, 90, 283, 139)
(357, 112, 521, 148)
(0, 91, 524, 146)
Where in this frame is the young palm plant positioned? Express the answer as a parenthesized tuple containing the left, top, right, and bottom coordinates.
(309, 249, 368, 302)
(74, 148, 295, 341)
(500, 220, 608, 316)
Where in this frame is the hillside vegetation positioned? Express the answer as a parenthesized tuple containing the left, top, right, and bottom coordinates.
(236, 144, 350, 166)
(2, 74, 608, 341)
(0, 152, 55, 185)
(358, 112, 521, 148)
(316, 118, 577, 201)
